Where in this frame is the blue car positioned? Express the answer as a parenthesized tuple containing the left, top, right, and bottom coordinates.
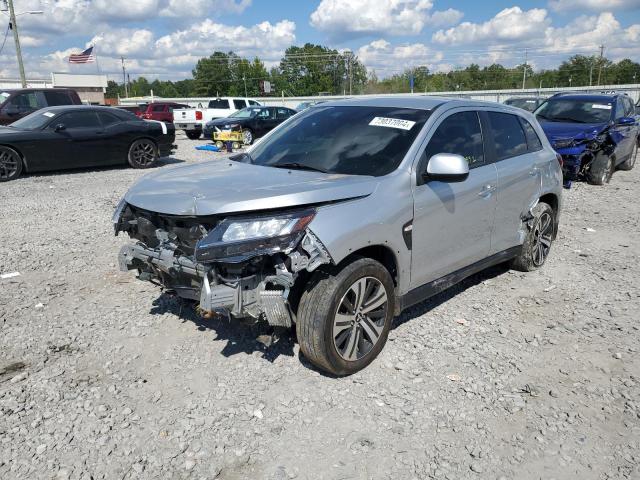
(534, 93, 639, 187)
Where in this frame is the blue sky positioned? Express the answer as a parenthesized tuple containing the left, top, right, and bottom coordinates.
(5, 0, 640, 81)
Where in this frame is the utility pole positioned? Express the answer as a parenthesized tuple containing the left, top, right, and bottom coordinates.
(243, 75, 247, 98)
(346, 51, 352, 96)
(7, 0, 26, 87)
(522, 49, 528, 90)
(589, 62, 594, 86)
(597, 45, 604, 86)
(121, 57, 128, 98)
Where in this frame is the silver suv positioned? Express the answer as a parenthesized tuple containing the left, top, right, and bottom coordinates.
(114, 97, 563, 375)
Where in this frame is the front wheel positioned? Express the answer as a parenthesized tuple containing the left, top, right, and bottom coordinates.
(296, 257, 395, 376)
(127, 139, 158, 169)
(0, 146, 23, 182)
(511, 202, 555, 272)
(185, 130, 201, 140)
(587, 154, 613, 185)
(242, 128, 254, 145)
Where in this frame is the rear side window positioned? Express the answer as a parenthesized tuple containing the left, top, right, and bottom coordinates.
(97, 112, 120, 126)
(209, 99, 230, 109)
(248, 100, 259, 106)
(151, 104, 165, 112)
(233, 99, 246, 109)
(44, 91, 73, 106)
(518, 117, 543, 152)
(422, 111, 485, 170)
(623, 97, 634, 117)
(487, 112, 527, 160)
(276, 108, 292, 119)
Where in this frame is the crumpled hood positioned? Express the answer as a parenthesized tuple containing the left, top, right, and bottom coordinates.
(539, 121, 607, 145)
(124, 160, 378, 216)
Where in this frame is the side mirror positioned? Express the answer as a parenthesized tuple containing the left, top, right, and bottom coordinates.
(54, 123, 66, 132)
(424, 153, 470, 182)
(616, 116, 636, 126)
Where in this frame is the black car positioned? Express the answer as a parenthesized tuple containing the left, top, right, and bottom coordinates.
(504, 97, 545, 112)
(0, 106, 176, 182)
(202, 106, 297, 145)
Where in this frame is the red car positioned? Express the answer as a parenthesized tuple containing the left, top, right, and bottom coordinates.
(137, 102, 190, 123)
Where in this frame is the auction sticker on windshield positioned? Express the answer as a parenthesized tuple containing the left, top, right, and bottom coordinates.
(369, 117, 416, 130)
(592, 104, 612, 110)
(42, 112, 56, 117)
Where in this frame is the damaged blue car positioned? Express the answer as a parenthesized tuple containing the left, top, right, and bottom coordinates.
(534, 93, 639, 187)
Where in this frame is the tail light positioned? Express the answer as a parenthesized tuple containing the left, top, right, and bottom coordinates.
(196, 111, 203, 120)
(556, 153, 564, 167)
(142, 113, 151, 119)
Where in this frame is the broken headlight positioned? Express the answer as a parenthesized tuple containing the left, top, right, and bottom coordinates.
(194, 209, 316, 263)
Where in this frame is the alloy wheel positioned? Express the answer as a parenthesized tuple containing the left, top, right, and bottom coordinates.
(0, 148, 19, 180)
(131, 140, 156, 166)
(333, 277, 388, 361)
(532, 211, 553, 267)
(601, 157, 613, 184)
(242, 129, 253, 145)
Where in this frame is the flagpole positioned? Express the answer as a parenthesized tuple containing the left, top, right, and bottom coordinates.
(94, 44, 101, 75)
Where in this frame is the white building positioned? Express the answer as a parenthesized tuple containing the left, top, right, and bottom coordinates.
(0, 73, 108, 104)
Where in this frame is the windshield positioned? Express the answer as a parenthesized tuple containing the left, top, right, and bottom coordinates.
(247, 106, 430, 176)
(229, 108, 260, 118)
(535, 99, 612, 123)
(506, 99, 538, 112)
(9, 110, 55, 130)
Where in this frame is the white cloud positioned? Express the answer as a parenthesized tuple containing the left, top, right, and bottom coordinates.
(433, 7, 550, 44)
(357, 38, 445, 77)
(549, 0, 640, 12)
(310, 0, 462, 38)
(90, 30, 155, 57)
(160, 0, 252, 17)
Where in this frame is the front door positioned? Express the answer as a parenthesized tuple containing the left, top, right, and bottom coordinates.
(411, 110, 497, 289)
(49, 111, 107, 168)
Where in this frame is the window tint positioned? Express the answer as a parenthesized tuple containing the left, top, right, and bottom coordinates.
(151, 104, 165, 112)
(518, 117, 543, 152)
(422, 111, 484, 172)
(248, 106, 430, 177)
(97, 112, 120, 126)
(54, 111, 101, 129)
(276, 108, 292, 119)
(44, 91, 73, 106)
(248, 100, 259, 106)
(233, 99, 247, 109)
(208, 99, 229, 109)
(257, 108, 274, 119)
(9, 92, 40, 111)
(623, 97, 634, 117)
(487, 112, 527, 160)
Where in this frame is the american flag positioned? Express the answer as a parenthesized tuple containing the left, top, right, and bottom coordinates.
(68, 46, 95, 64)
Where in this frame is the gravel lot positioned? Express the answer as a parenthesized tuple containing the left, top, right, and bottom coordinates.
(1, 132, 639, 480)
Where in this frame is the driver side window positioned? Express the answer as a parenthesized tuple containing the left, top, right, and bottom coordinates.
(418, 111, 484, 183)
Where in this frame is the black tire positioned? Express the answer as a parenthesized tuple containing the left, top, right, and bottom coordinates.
(0, 145, 23, 182)
(587, 153, 613, 185)
(186, 130, 201, 140)
(242, 128, 254, 145)
(296, 257, 395, 376)
(127, 139, 158, 169)
(618, 140, 637, 171)
(511, 202, 555, 272)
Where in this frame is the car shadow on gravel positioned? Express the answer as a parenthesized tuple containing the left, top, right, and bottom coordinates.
(149, 293, 296, 363)
(394, 263, 511, 329)
(19, 156, 185, 180)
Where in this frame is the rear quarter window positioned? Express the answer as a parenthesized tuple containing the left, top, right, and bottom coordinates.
(518, 117, 543, 152)
(487, 112, 528, 160)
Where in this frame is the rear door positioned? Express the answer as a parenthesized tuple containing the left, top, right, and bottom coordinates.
(411, 110, 497, 288)
(613, 97, 636, 161)
(485, 111, 547, 254)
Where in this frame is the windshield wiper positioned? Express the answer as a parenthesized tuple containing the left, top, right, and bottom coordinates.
(271, 162, 328, 173)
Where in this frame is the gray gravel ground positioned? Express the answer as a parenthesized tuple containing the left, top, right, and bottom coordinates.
(1, 132, 639, 480)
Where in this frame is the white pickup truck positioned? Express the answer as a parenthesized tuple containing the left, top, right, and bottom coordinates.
(173, 97, 261, 139)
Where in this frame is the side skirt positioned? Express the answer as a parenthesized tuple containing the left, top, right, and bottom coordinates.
(398, 246, 522, 312)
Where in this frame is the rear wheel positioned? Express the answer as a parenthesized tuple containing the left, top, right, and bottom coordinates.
(618, 140, 637, 171)
(186, 130, 201, 140)
(511, 202, 554, 272)
(0, 146, 23, 182)
(127, 139, 158, 169)
(587, 154, 613, 185)
(297, 257, 395, 376)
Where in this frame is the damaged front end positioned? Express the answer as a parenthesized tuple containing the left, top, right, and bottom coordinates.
(552, 129, 614, 188)
(113, 200, 332, 327)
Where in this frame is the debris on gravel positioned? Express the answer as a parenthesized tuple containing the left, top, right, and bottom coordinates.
(1, 133, 639, 479)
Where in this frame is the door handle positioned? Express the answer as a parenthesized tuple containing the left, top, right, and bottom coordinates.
(478, 184, 496, 197)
